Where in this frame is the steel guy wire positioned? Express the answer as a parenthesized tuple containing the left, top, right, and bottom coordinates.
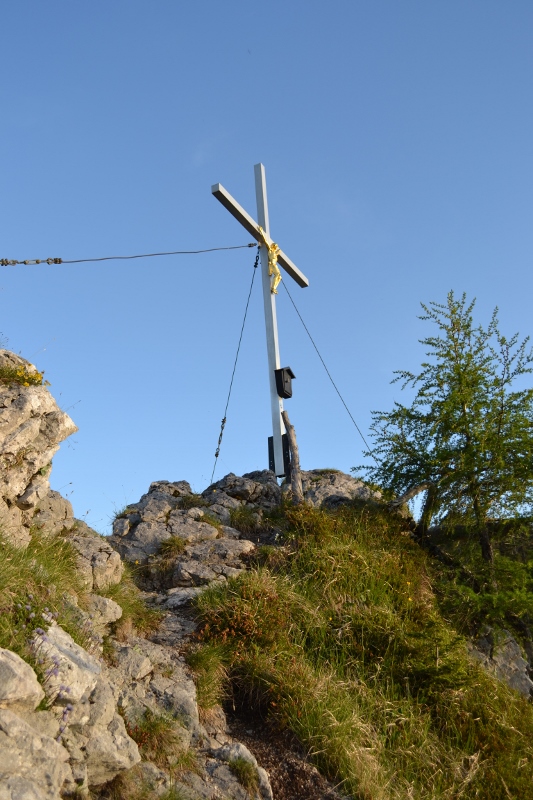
(281, 280, 378, 463)
(210, 246, 260, 484)
(1, 243, 256, 267)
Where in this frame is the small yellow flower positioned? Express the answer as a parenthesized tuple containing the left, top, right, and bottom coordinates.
(408, 597, 413, 602)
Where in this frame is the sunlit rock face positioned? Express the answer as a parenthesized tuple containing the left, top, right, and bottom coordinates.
(0, 350, 78, 547)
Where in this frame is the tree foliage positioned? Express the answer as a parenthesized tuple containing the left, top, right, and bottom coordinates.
(360, 292, 533, 560)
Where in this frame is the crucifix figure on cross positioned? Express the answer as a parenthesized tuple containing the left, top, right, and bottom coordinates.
(212, 163, 309, 477)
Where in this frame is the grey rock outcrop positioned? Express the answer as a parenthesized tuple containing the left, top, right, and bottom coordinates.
(109, 481, 256, 592)
(295, 469, 381, 509)
(203, 470, 281, 510)
(468, 628, 533, 698)
(0, 351, 78, 548)
(0, 649, 45, 712)
(69, 528, 124, 591)
(31, 624, 102, 705)
(0, 709, 71, 800)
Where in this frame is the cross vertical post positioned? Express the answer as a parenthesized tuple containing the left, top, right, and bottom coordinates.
(254, 163, 286, 476)
(211, 164, 309, 477)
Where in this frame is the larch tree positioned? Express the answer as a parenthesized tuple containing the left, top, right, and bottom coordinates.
(360, 292, 533, 562)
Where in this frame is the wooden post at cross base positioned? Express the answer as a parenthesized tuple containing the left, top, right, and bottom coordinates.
(211, 163, 309, 477)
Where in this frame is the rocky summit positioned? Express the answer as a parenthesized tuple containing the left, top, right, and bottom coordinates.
(1, 350, 532, 800)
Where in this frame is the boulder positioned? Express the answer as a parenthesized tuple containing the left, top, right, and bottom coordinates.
(203, 471, 281, 510)
(296, 469, 381, 508)
(69, 531, 124, 590)
(86, 594, 123, 633)
(0, 708, 71, 800)
(30, 624, 101, 705)
(83, 711, 140, 786)
(0, 649, 45, 712)
(31, 490, 75, 536)
(210, 742, 274, 800)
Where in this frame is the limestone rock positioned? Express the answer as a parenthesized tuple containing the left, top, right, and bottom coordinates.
(113, 645, 153, 681)
(469, 628, 533, 698)
(148, 480, 193, 498)
(203, 470, 281, 510)
(31, 490, 75, 536)
(15, 474, 50, 511)
(30, 624, 101, 705)
(160, 586, 207, 609)
(0, 708, 71, 800)
(86, 594, 123, 632)
(83, 712, 140, 786)
(0, 351, 77, 547)
(170, 538, 254, 588)
(168, 509, 220, 543)
(0, 649, 45, 712)
(110, 520, 171, 564)
(296, 469, 381, 509)
(210, 742, 274, 800)
(70, 531, 124, 590)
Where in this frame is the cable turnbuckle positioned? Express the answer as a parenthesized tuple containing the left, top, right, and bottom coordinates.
(1, 258, 62, 266)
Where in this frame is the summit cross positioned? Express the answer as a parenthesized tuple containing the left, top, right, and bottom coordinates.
(212, 163, 309, 477)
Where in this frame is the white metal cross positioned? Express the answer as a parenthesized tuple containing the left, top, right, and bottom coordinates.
(212, 163, 309, 476)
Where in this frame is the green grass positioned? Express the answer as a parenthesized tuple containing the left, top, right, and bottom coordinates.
(229, 505, 261, 536)
(179, 493, 208, 510)
(159, 536, 187, 559)
(185, 642, 228, 711)
(100, 563, 163, 639)
(0, 530, 88, 660)
(195, 504, 533, 800)
(228, 757, 259, 793)
(123, 708, 189, 769)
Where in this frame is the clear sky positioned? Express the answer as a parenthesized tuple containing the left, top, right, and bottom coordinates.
(1, 1, 532, 533)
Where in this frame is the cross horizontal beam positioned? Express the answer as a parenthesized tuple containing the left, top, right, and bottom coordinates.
(211, 183, 309, 288)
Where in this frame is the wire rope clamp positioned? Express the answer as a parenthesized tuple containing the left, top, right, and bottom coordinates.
(274, 367, 296, 399)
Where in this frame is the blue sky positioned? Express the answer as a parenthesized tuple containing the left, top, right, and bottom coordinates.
(1, 1, 532, 532)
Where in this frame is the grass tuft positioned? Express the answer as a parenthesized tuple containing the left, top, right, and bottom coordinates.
(100, 563, 163, 639)
(185, 642, 228, 711)
(195, 503, 533, 800)
(0, 530, 87, 660)
(228, 757, 259, 793)
(123, 708, 188, 769)
(229, 505, 261, 536)
(179, 494, 208, 510)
